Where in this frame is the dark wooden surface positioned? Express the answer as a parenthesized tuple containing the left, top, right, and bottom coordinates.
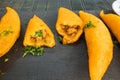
(0, 0, 115, 12)
(0, 0, 120, 80)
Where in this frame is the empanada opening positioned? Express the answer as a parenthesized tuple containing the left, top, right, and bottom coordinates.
(60, 24, 80, 37)
(30, 29, 48, 43)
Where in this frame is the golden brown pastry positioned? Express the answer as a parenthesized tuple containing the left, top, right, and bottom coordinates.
(56, 7, 83, 44)
(79, 11, 113, 80)
(0, 7, 20, 57)
(100, 10, 120, 43)
(23, 15, 56, 48)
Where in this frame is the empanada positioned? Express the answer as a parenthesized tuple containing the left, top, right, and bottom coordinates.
(0, 7, 20, 57)
(100, 10, 120, 43)
(79, 11, 113, 80)
(56, 7, 83, 44)
(23, 15, 56, 48)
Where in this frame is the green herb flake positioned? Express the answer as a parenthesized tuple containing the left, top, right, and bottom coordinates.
(0, 30, 13, 36)
(3, 30, 13, 36)
(23, 46, 44, 57)
(35, 47, 44, 56)
(84, 21, 95, 28)
(23, 46, 35, 57)
(34, 30, 43, 37)
(58, 36, 63, 43)
(4, 58, 9, 62)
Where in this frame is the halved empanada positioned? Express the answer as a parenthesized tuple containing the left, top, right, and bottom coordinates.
(23, 15, 56, 48)
(56, 7, 83, 44)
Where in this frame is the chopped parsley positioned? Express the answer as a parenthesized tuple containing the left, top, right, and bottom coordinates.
(0, 30, 13, 36)
(58, 36, 63, 43)
(36, 47, 44, 56)
(23, 46, 44, 57)
(84, 21, 95, 28)
(34, 30, 43, 37)
(3, 30, 13, 36)
(4, 58, 9, 62)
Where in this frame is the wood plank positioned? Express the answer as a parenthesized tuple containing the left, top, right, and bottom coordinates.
(21, 0, 34, 11)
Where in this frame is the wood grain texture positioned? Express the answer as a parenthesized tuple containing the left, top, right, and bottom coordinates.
(0, 0, 115, 12)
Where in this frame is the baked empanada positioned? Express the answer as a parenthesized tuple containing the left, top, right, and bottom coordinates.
(23, 15, 56, 48)
(79, 11, 113, 80)
(56, 7, 83, 44)
(0, 7, 20, 57)
(100, 10, 120, 43)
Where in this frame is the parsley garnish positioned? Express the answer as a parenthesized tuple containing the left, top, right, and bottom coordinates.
(23, 46, 35, 57)
(0, 30, 13, 36)
(58, 36, 63, 43)
(84, 21, 95, 28)
(23, 46, 44, 57)
(36, 47, 44, 56)
(3, 30, 13, 36)
(4, 58, 9, 62)
(34, 30, 43, 37)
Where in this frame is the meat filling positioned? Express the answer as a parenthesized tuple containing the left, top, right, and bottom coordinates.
(61, 24, 80, 37)
(31, 29, 47, 42)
